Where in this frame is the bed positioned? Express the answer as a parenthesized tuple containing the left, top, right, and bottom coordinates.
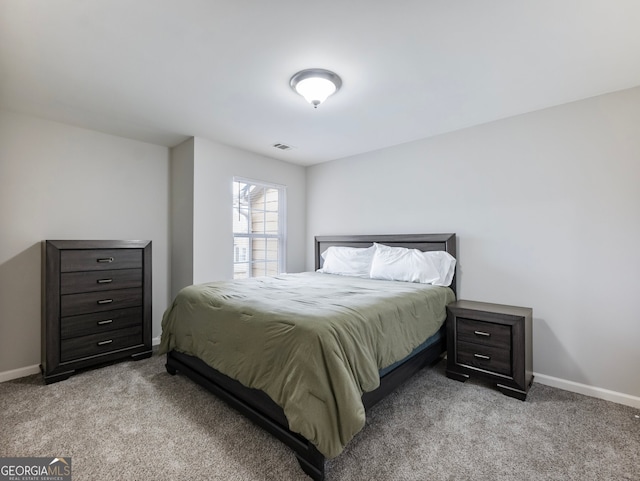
(160, 233, 457, 480)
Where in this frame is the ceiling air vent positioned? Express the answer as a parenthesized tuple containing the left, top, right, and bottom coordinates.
(272, 143, 293, 151)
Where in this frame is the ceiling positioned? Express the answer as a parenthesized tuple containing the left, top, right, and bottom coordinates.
(2, 1, 640, 166)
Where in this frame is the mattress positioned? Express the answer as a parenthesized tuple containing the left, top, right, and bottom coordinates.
(159, 272, 455, 457)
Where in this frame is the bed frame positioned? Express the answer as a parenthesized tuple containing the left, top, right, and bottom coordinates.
(165, 233, 457, 480)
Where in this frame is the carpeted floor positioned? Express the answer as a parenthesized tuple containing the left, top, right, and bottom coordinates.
(1, 353, 638, 480)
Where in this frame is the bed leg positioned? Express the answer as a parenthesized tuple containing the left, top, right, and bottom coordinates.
(165, 363, 177, 375)
(295, 445, 325, 481)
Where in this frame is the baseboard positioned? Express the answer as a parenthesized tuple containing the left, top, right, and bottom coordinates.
(534, 372, 640, 409)
(152, 336, 162, 346)
(0, 364, 41, 383)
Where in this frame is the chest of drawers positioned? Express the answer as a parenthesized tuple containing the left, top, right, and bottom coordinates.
(41, 240, 152, 383)
(446, 300, 533, 400)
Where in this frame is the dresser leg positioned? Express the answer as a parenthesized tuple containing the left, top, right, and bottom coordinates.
(131, 350, 153, 361)
(497, 375, 533, 401)
(43, 370, 75, 384)
(496, 384, 528, 401)
(446, 369, 469, 383)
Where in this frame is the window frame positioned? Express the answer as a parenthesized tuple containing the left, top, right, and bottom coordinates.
(232, 176, 287, 279)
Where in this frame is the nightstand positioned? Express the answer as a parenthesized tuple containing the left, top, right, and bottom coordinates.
(446, 300, 533, 400)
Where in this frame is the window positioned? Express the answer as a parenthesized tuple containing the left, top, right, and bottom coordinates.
(233, 177, 286, 279)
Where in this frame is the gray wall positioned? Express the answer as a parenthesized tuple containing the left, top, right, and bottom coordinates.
(169, 138, 195, 298)
(3, 87, 638, 406)
(306, 86, 640, 402)
(170, 136, 306, 296)
(0, 110, 171, 376)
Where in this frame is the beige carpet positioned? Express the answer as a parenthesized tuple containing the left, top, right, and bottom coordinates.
(1, 353, 638, 480)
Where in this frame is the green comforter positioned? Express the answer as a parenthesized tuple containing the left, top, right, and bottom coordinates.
(159, 272, 454, 458)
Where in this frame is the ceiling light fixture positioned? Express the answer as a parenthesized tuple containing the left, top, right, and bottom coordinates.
(290, 68, 342, 108)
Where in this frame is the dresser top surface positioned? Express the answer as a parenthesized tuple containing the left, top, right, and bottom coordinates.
(449, 299, 532, 318)
(46, 240, 150, 250)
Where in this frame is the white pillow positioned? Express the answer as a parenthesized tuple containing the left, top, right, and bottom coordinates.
(317, 245, 376, 278)
(369, 243, 456, 286)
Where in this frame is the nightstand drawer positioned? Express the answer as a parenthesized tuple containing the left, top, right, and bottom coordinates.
(61, 268, 142, 295)
(60, 307, 143, 339)
(60, 249, 142, 272)
(457, 317, 511, 349)
(457, 341, 511, 376)
(60, 288, 142, 317)
(61, 326, 143, 362)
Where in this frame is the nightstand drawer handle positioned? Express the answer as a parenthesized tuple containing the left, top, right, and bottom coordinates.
(97, 257, 114, 263)
(474, 353, 491, 360)
(474, 330, 491, 337)
(97, 339, 113, 346)
(97, 299, 113, 305)
(97, 319, 113, 325)
(97, 278, 113, 284)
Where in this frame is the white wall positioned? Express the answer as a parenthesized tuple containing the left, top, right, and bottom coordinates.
(0, 110, 170, 376)
(170, 136, 306, 295)
(306, 86, 640, 403)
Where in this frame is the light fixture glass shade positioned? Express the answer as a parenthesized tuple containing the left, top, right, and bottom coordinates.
(290, 69, 342, 108)
(295, 77, 336, 106)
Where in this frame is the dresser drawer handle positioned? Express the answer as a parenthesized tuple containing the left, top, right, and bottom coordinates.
(474, 330, 491, 337)
(474, 353, 491, 360)
(97, 278, 113, 284)
(97, 339, 113, 346)
(97, 299, 113, 305)
(97, 319, 113, 325)
(97, 257, 114, 263)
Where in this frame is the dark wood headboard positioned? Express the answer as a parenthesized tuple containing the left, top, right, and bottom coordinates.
(314, 233, 457, 296)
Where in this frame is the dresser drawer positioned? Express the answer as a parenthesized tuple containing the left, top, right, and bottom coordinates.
(457, 317, 511, 349)
(60, 288, 142, 317)
(60, 249, 142, 272)
(457, 340, 511, 377)
(61, 307, 142, 339)
(61, 326, 143, 362)
(61, 268, 142, 295)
